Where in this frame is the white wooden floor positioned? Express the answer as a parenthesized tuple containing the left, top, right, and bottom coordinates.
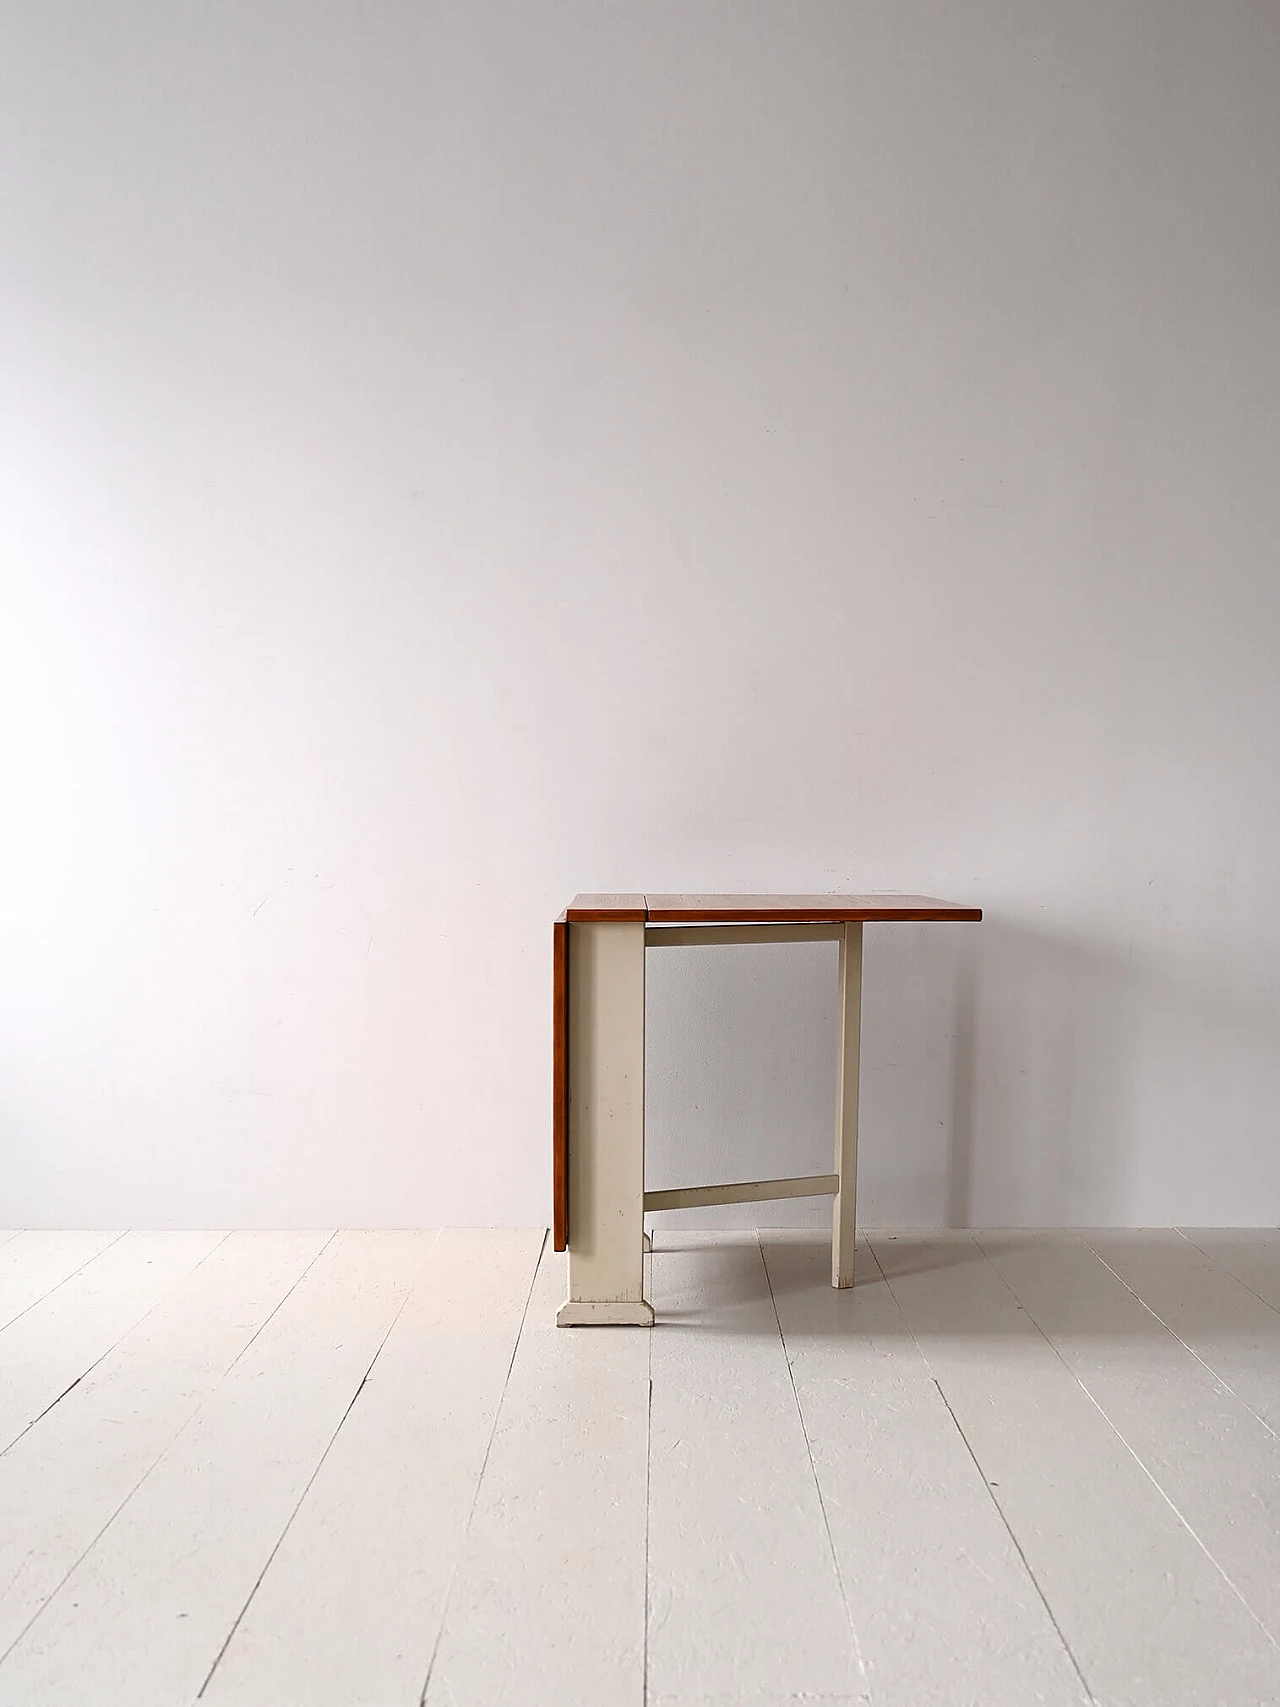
(0, 1228, 1278, 1706)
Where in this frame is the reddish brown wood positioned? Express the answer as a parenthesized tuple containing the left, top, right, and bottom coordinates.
(643, 894, 982, 923)
(564, 893, 648, 921)
(552, 915, 569, 1251)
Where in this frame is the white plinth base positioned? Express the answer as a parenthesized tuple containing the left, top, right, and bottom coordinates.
(557, 1299, 655, 1328)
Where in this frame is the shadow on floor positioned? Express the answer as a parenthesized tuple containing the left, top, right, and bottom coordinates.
(641, 1229, 1269, 1343)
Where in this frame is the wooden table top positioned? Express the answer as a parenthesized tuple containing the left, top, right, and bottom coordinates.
(564, 893, 981, 923)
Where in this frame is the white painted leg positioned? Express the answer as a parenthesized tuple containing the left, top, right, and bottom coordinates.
(558, 920, 654, 1327)
(832, 921, 863, 1289)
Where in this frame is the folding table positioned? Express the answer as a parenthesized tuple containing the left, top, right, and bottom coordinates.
(552, 893, 981, 1325)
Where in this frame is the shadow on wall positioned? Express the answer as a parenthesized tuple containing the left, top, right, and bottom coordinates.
(944, 920, 1139, 1229)
(645, 917, 1280, 1230)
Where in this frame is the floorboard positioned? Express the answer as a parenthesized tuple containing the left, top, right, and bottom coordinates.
(0, 1232, 225, 1456)
(761, 1233, 1089, 1707)
(1178, 1228, 1280, 1315)
(0, 1231, 329, 1661)
(871, 1232, 1280, 1707)
(1085, 1230, 1280, 1433)
(979, 1231, 1280, 1644)
(2, 1228, 1279, 1707)
(645, 1233, 864, 1707)
(0, 1233, 123, 1333)
(423, 1243, 650, 1707)
(0, 1230, 434, 1707)
(202, 1228, 545, 1707)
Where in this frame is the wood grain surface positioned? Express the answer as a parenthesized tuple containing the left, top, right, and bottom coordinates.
(564, 894, 648, 921)
(644, 893, 983, 922)
(564, 894, 981, 922)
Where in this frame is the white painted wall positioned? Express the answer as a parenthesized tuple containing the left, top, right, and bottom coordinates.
(3, 3, 1278, 1229)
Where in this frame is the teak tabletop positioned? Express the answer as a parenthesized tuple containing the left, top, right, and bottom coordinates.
(564, 893, 982, 923)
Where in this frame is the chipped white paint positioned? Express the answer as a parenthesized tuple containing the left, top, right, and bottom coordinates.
(555, 1297, 655, 1326)
(203, 1228, 544, 1707)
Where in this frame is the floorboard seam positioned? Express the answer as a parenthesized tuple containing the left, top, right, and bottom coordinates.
(983, 1236, 1280, 1654)
(0, 1402, 207, 1672)
(759, 1234, 873, 1707)
(218, 1229, 340, 1377)
(0, 1232, 235, 1462)
(416, 1227, 548, 1707)
(0, 1230, 130, 1337)
(196, 1230, 443, 1700)
(0, 1233, 337, 1672)
(1077, 1234, 1280, 1441)
(1173, 1228, 1280, 1321)
(865, 1237, 1100, 1707)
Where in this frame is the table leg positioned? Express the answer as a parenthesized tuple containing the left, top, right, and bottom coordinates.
(832, 921, 863, 1288)
(557, 919, 654, 1326)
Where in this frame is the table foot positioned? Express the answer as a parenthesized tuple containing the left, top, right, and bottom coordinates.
(556, 1299, 655, 1328)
